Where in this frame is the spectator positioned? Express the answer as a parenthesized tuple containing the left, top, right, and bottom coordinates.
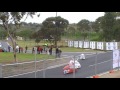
(8, 45, 11, 52)
(21, 47, 23, 53)
(49, 46, 52, 55)
(25, 45, 28, 53)
(32, 47, 35, 54)
(55, 47, 59, 58)
(19, 47, 21, 53)
(41, 47, 43, 53)
(39, 46, 43, 54)
(58, 48, 62, 58)
(16, 45, 19, 52)
(37, 46, 40, 54)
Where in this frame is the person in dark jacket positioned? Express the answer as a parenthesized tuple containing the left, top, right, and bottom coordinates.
(32, 47, 35, 54)
(58, 48, 62, 58)
(49, 46, 52, 55)
(55, 47, 59, 58)
(8, 45, 11, 52)
(25, 45, 28, 53)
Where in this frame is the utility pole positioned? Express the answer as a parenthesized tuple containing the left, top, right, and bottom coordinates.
(55, 12, 58, 47)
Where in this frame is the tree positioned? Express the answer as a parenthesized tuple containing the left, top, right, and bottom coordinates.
(92, 16, 104, 32)
(0, 12, 39, 62)
(77, 19, 90, 40)
(37, 16, 69, 47)
(113, 19, 120, 41)
(101, 12, 116, 41)
(17, 29, 33, 41)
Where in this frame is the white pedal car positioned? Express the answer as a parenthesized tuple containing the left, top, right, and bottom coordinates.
(80, 54, 85, 60)
(69, 60, 81, 69)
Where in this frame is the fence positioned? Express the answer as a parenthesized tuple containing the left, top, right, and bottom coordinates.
(68, 41, 120, 51)
(1, 56, 73, 78)
(1, 51, 120, 78)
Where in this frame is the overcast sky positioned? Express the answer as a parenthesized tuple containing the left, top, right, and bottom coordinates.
(21, 12, 105, 24)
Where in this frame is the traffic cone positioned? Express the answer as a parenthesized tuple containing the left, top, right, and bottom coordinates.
(109, 70, 114, 73)
(93, 75, 99, 78)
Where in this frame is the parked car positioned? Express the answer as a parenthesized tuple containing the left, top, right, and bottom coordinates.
(0, 47, 7, 52)
(0, 47, 4, 52)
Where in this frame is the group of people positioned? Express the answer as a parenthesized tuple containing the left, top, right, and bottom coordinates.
(32, 45, 52, 55)
(7, 45, 28, 53)
(15, 45, 26, 53)
(7, 44, 62, 58)
(32, 46, 43, 54)
(31, 45, 62, 58)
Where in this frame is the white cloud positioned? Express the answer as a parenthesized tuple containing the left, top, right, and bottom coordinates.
(22, 12, 104, 24)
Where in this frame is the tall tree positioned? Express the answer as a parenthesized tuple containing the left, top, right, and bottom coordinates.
(0, 12, 39, 62)
(101, 12, 116, 41)
(17, 29, 33, 41)
(92, 16, 104, 32)
(77, 19, 90, 40)
(37, 16, 69, 47)
(113, 19, 120, 41)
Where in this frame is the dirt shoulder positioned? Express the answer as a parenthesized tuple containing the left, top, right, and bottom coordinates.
(99, 70, 120, 78)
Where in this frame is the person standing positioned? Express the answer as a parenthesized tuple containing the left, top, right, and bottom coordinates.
(16, 45, 19, 52)
(21, 47, 23, 53)
(58, 48, 62, 58)
(25, 45, 28, 53)
(8, 45, 11, 52)
(49, 46, 52, 55)
(55, 47, 59, 58)
(32, 47, 35, 54)
(19, 47, 21, 53)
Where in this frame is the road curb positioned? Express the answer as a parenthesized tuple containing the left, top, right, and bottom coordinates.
(87, 69, 118, 78)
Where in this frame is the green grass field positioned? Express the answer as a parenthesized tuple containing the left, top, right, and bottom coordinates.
(0, 52, 55, 64)
(1, 40, 105, 64)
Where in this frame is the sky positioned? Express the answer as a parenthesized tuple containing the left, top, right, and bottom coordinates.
(21, 12, 105, 24)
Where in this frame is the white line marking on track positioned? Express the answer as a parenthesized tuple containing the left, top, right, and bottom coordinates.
(89, 59, 112, 67)
(3, 63, 68, 78)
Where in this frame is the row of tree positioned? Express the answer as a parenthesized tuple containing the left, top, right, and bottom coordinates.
(1, 12, 120, 43)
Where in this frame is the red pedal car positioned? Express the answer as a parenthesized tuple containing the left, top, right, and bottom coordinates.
(63, 60, 81, 74)
(63, 64, 77, 74)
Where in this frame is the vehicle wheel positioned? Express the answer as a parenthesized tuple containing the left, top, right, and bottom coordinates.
(63, 70, 67, 74)
(64, 70, 68, 74)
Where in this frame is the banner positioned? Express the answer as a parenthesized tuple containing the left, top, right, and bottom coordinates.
(106, 42, 111, 50)
(68, 41, 74, 47)
(83, 41, 89, 48)
(74, 41, 78, 48)
(92, 41, 96, 49)
(68, 41, 70, 47)
(97, 42, 103, 50)
(79, 41, 83, 48)
(112, 42, 118, 50)
(90, 41, 92, 49)
(106, 42, 118, 50)
(97, 42, 100, 49)
(113, 49, 120, 68)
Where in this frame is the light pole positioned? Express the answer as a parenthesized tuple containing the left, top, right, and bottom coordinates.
(55, 12, 58, 47)
(89, 22, 92, 49)
(95, 50, 98, 75)
(34, 47, 37, 78)
(73, 56, 76, 78)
